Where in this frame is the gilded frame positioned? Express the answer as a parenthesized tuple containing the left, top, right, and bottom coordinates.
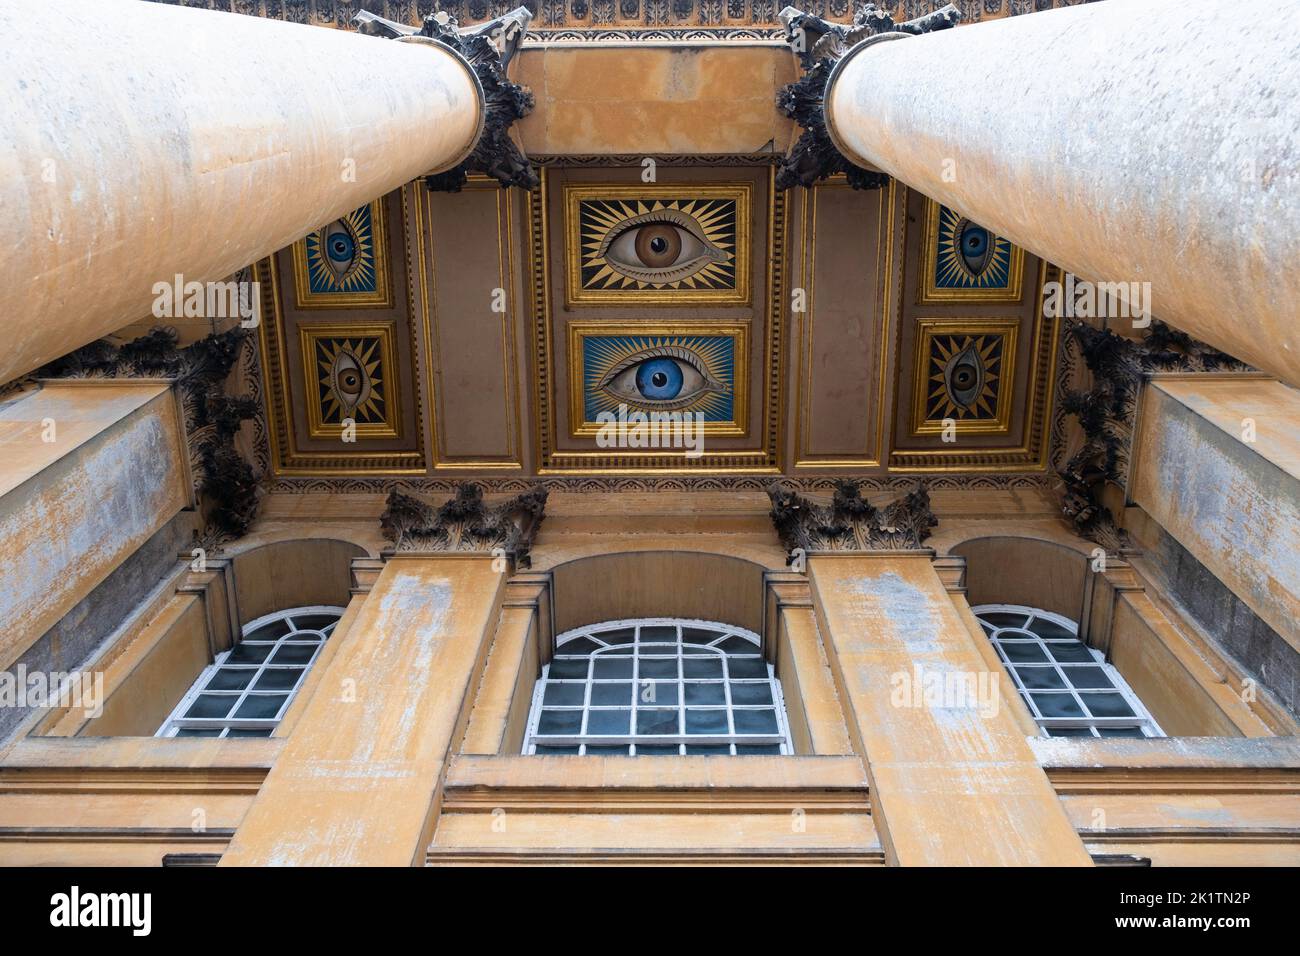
(290, 198, 393, 310)
(299, 322, 403, 440)
(918, 198, 1024, 305)
(563, 182, 753, 307)
(909, 317, 1019, 437)
(566, 321, 750, 439)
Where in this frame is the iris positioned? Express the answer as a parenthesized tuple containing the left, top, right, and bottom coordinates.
(634, 357, 684, 400)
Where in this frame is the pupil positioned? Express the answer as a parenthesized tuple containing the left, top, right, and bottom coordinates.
(652, 372, 667, 387)
(650, 237, 667, 254)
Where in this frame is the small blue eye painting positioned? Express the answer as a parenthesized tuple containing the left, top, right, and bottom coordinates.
(582, 333, 735, 422)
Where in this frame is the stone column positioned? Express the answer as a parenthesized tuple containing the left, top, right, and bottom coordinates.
(0, 0, 531, 385)
(219, 556, 505, 867)
(809, 554, 1092, 865)
(810, 0, 1300, 386)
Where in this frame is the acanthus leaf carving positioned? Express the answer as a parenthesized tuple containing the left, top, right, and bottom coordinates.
(1056, 318, 1252, 554)
(356, 6, 539, 190)
(774, 2, 960, 190)
(380, 482, 548, 568)
(767, 479, 937, 559)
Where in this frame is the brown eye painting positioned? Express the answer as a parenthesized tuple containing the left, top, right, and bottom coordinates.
(565, 184, 751, 306)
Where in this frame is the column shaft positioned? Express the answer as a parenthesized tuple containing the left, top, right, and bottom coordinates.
(824, 0, 1300, 385)
(809, 554, 1091, 865)
(220, 557, 503, 867)
(0, 0, 482, 384)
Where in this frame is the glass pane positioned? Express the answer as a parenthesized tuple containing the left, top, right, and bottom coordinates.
(733, 709, 779, 734)
(1046, 641, 1095, 663)
(1062, 665, 1115, 689)
(290, 614, 339, 631)
(226, 643, 272, 664)
(584, 745, 631, 755)
(205, 668, 254, 691)
(1030, 617, 1076, 640)
(1080, 692, 1136, 718)
(269, 644, 316, 665)
(683, 682, 726, 705)
(1000, 643, 1049, 663)
(638, 658, 678, 680)
(534, 745, 580, 755)
(636, 681, 677, 706)
(716, 636, 756, 653)
(1098, 727, 1147, 738)
(1014, 666, 1066, 690)
(252, 669, 303, 692)
(681, 627, 718, 644)
(640, 625, 676, 642)
(635, 745, 681, 755)
(548, 658, 589, 679)
(233, 694, 289, 719)
(729, 683, 773, 705)
(1029, 693, 1085, 718)
(684, 709, 728, 735)
(593, 657, 634, 679)
(537, 709, 582, 735)
(726, 658, 768, 679)
(735, 744, 781, 755)
(175, 728, 222, 737)
(226, 728, 274, 738)
(683, 658, 723, 679)
(558, 637, 602, 654)
(685, 745, 732, 755)
(586, 709, 631, 735)
(595, 627, 635, 644)
(543, 682, 586, 706)
(185, 694, 236, 719)
(1047, 727, 1094, 737)
(243, 619, 291, 641)
(590, 682, 631, 706)
(636, 709, 679, 735)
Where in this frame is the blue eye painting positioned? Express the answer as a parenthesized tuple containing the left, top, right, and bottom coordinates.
(932, 203, 1017, 292)
(576, 330, 745, 431)
(302, 203, 378, 296)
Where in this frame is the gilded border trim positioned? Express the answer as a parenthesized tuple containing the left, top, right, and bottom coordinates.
(289, 198, 394, 310)
(918, 197, 1025, 305)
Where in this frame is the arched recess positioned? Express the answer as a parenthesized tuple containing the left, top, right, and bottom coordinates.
(230, 538, 366, 629)
(550, 550, 768, 638)
(949, 535, 1090, 626)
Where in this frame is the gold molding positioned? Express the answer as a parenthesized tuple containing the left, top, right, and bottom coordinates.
(253, 190, 428, 476)
(299, 322, 402, 440)
(290, 198, 393, 310)
(532, 165, 784, 474)
(793, 176, 898, 469)
(417, 176, 525, 471)
(562, 182, 753, 308)
(566, 321, 750, 438)
(908, 317, 1019, 438)
(918, 197, 1024, 305)
(889, 260, 1060, 472)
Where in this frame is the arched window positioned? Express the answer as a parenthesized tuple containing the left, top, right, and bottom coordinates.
(973, 604, 1162, 738)
(524, 618, 794, 756)
(157, 606, 344, 738)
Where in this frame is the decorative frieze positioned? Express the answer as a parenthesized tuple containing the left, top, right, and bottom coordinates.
(1056, 319, 1250, 552)
(380, 482, 548, 566)
(767, 479, 937, 557)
